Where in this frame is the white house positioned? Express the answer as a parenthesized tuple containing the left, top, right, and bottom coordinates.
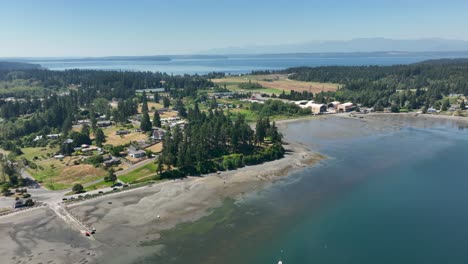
(129, 150, 146, 159)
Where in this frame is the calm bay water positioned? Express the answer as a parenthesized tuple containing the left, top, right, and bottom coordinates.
(134, 116, 468, 264)
(33, 54, 467, 75)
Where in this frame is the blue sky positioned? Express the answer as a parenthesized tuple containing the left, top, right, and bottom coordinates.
(1, 0, 467, 57)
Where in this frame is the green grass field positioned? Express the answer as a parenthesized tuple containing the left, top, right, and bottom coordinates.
(85, 181, 114, 191)
(21, 146, 58, 161)
(119, 162, 158, 183)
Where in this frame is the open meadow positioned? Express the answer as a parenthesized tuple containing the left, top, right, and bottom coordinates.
(212, 74, 339, 94)
(22, 147, 107, 190)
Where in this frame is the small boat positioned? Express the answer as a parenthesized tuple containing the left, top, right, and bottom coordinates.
(278, 261, 283, 264)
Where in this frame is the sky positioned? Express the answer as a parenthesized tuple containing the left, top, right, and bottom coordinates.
(0, 0, 467, 57)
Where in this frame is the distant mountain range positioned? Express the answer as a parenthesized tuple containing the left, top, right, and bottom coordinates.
(202, 38, 468, 54)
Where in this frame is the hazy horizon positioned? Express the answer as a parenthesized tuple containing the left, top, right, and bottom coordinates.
(1, 0, 468, 57)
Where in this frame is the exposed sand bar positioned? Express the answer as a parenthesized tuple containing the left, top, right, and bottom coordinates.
(0, 207, 98, 264)
(0, 133, 323, 263)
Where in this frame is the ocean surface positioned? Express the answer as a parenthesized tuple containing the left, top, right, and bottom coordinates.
(32, 54, 468, 75)
(135, 116, 468, 264)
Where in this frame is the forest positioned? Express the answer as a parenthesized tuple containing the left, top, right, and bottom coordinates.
(158, 104, 284, 178)
(282, 59, 468, 109)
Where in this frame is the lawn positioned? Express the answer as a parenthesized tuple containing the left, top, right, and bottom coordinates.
(21, 146, 59, 161)
(212, 74, 339, 94)
(85, 180, 114, 191)
(119, 162, 158, 183)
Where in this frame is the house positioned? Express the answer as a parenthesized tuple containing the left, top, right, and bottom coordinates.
(97, 120, 112, 127)
(82, 146, 99, 153)
(169, 120, 186, 129)
(151, 129, 166, 140)
(135, 88, 165, 93)
(157, 108, 170, 114)
(116, 130, 130, 135)
(212, 92, 234, 99)
(46, 134, 61, 139)
(327, 101, 341, 109)
(295, 100, 322, 110)
(77, 119, 90, 125)
(54, 154, 65, 160)
(449, 105, 460, 112)
(427, 107, 438, 113)
(33, 135, 43, 142)
(336, 102, 355, 113)
(309, 103, 327, 114)
(128, 149, 146, 159)
(103, 157, 121, 167)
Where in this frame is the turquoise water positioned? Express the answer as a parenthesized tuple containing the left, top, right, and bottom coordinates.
(135, 116, 468, 264)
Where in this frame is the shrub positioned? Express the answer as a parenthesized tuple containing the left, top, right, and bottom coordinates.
(72, 184, 84, 193)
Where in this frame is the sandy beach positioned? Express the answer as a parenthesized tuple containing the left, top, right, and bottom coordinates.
(0, 126, 323, 264)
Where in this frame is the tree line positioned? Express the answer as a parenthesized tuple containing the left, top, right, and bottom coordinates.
(158, 104, 284, 178)
(282, 59, 468, 109)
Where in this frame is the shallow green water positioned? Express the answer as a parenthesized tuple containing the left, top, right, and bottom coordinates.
(135, 116, 468, 264)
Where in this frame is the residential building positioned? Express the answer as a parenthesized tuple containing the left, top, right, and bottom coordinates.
(128, 149, 146, 159)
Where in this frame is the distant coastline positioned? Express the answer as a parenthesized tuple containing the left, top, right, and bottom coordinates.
(5, 51, 467, 75)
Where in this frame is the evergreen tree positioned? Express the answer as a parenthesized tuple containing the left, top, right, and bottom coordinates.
(141, 91, 149, 113)
(157, 157, 164, 174)
(441, 99, 450, 111)
(153, 93, 160, 103)
(95, 128, 106, 147)
(174, 98, 187, 118)
(140, 111, 152, 132)
(62, 115, 73, 133)
(163, 97, 170, 108)
(153, 111, 161, 127)
(90, 109, 97, 131)
(81, 124, 90, 137)
(255, 117, 267, 145)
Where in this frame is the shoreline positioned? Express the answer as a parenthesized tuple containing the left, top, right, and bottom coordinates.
(1, 112, 464, 263)
(0, 129, 325, 264)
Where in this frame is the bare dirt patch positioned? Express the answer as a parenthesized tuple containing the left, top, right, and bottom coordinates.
(145, 142, 163, 153)
(55, 164, 106, 185)
(103, 126, 149, 146)
(212, 74, 339, 93)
